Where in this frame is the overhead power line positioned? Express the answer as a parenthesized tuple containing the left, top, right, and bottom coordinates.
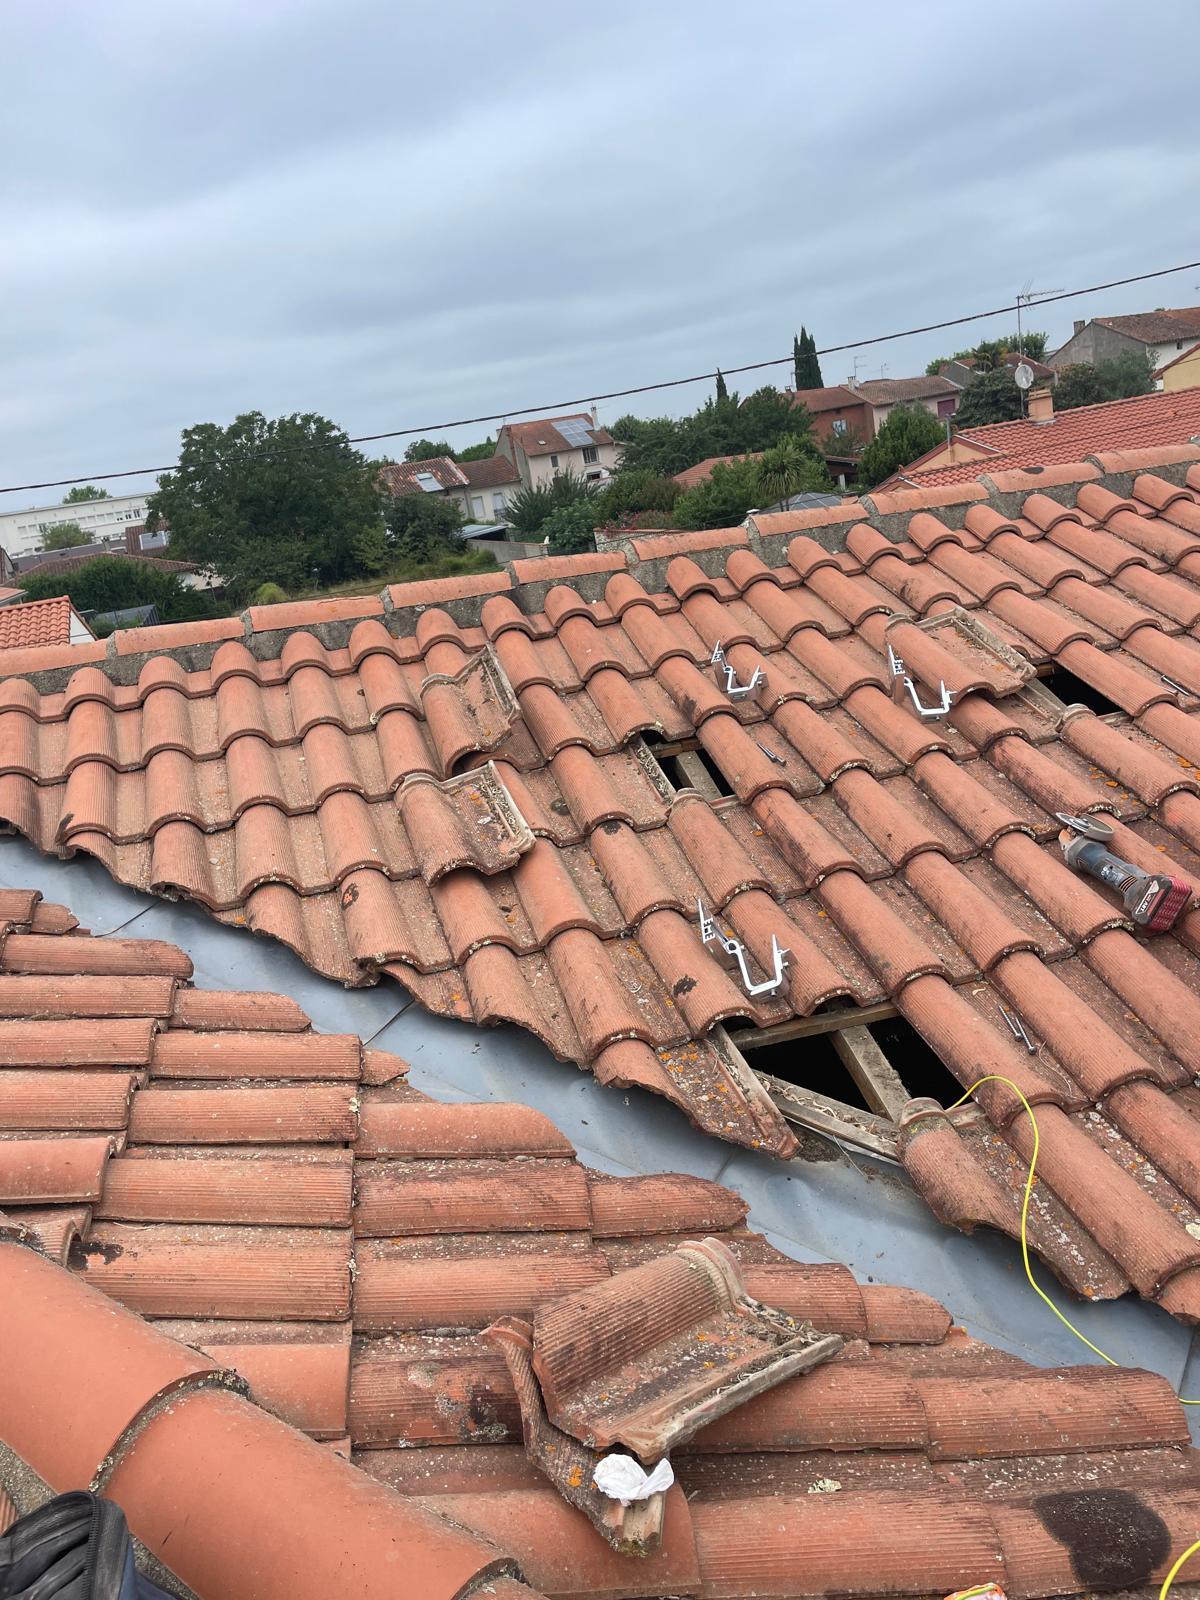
(3, 256, 1199, 499)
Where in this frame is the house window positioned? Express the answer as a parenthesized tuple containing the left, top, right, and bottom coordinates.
(582, 445, 599, 464)
(471, 496, 485, 518)
(492, 492, 508, 517)
(550, 454, 559, 469)
(937, 397, 957, 418)
(586, 470, 603, 482)
(830, 418, 847, 437)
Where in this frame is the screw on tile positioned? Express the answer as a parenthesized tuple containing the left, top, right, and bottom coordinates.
(887, 644, 955, 722)
(697, 897, 789, 997)
(998, 1002, 1037, 1054)
(1161, 674, 1191, 697)
(710, 640, 766, 701)
(754, 739, 786, 765)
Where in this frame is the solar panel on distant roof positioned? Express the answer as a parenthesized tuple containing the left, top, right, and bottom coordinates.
(556, 418, 595, 448)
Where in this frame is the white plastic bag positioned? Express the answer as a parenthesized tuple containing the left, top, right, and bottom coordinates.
(591, 1454, 675, 1506)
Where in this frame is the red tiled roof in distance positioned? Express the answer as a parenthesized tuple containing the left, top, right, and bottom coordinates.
(0, 893, 1198, 1600)
(1093, 306, 1200, 345)
(784, 385, 866, 414)
(500, 415, 613, 457)
(672, 453, 762, 490)
(378, 458, 468, 496)
(853, 374, 963, 405)
(460, 456, 521, 489)
(891, 387, 1200, 488)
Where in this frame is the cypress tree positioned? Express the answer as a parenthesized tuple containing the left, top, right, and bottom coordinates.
(715, 368, 728, 402)
(804, 329, 824, 388)
(793, 331, 804, 390)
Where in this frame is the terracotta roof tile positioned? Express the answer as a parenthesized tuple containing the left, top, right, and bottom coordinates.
(0, 597, 81, 653)
(0, 899, 1199, 1597)
(6, 465, 1200, 1323)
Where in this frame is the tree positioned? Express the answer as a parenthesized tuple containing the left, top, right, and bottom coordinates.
(859, 405, 947, 488)
(63, 484, 111, 503)
(147, 412, 385, 602)
(794, 328, 823, 388)
(593, 468, 679, 521)
(926, 330, 1048, 376)
(673, 459, 764, 530)
(735, 387, 821, 454)
(505, 470, 594, 535)
(715, 369, 728, 402)
(756, 437, 816, 508)
(456, 438, 496, 461)
(950, 366, 1025, 429)
(541, 500, 599, 555)
(40, 522, 91, 550)
(1054, 349, 1155, 410)
(385, 494, 463, 564)
(18, 556, 216, 622)
(404, 438, 456, 462)
(793, 334, 803, 390)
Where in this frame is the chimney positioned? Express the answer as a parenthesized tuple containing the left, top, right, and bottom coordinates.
(590, 404, 599, 427)
(1073, 319, 1085, 336)
(1028, 387, 1054, 424)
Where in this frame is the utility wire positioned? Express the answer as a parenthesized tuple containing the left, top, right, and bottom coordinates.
(3, 256, 1199, 498)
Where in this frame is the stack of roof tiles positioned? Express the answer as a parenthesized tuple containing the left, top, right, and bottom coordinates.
(2, 888, 1200, 1600)
(4, 448, 1200, 1321)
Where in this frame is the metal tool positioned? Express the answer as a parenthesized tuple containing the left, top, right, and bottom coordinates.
(998, 1003, 1037, 1055)
(754, 739, 786, 766)
(886, 644, 955, 722)
(697, 899, 789, 996)
(710, 641, 766, 700)
(1056, 813, 1193, 932)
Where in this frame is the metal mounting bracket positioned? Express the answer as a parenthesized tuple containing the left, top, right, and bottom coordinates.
(710, 641, 766, 701)
(697, 898, 789, 997)
(887, 644, 955, 721)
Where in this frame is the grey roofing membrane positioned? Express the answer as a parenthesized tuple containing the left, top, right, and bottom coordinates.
(4, 830, 1198, 1435)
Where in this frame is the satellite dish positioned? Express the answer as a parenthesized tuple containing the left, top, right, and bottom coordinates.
(1013, 361, 1036, 390)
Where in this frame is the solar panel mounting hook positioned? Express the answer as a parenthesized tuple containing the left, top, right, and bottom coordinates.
(710, 640, 766, 701)
(697, 898, 789, 997)
(887, 644, 955, 721)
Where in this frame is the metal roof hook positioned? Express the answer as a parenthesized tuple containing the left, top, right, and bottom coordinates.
(710, 640, 767, 701)
(887, 644, 955, 722)
(697, 898, 790, 997)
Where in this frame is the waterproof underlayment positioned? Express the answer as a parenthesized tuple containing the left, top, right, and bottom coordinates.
(4, 833, 1199, 1438)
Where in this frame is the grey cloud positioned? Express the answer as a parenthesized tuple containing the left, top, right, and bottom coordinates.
(0, 0, 1198, 505)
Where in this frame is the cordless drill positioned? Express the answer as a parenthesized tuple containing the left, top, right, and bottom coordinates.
(1057, 813, 1192, 933)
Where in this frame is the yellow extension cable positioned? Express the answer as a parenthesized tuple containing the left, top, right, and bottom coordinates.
(914, 1076, 1200, 1600)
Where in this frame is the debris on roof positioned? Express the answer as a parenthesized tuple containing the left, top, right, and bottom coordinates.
(4, 449, 1200, 1324)
(2, 887, 1200, 1600)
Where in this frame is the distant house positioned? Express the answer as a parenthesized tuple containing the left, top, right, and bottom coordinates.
(0, 490, 152, 559)
(1154, 342, 1200, 394)
(378, 455, 521, 526)
(849, 375, 963, 433)
(496, 412, 619, 490)
(1049, 307, 1200, 378)
(784, 386, 875, 445)
(939, 351, 1057, 389)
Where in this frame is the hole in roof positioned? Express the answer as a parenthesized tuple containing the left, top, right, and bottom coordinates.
(691, 746, 736, 798)
(747, 1031, 874, 1112)
(868, 1016, 963, 1106)
(1039, 665, 1122, 718)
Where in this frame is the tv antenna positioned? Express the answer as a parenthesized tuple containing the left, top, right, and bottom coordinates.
(1014, 280, 1064, 410)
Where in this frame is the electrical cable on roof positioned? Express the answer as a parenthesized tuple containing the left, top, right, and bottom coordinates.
(907, 1077, 1200, 1599)
(3, 257, 1200, 497)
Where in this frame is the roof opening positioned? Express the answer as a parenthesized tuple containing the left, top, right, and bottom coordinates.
(749, 1032, 874, 1113)
(868, 1016, 962, 1106)
(1039, 665, 1122, 718)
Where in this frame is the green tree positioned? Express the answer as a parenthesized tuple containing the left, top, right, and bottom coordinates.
(950, 367, 1025, 429)
(715, 369, 728, 402)
(18, 556, 216, 622)
(40, 521, 91, 550)
(505, 470, 594, 535)
(63, 484, 111, 504)
(793, 334, 803, 389)
(858, 404, 947, 487)
(795, 328, 823, 388)
(735, 387, 821, 454)
(541, 500, 599, 555)
(926, 330, 1049, 376)
(756, 437, 816, 507)
(404, 438, 456, 462)
(147, 412, 384, 602)
(456, 438, 496, 461)
(385, 494, 463, 564)
(673, 459, 763, 529)
(594, 468, 679, 521)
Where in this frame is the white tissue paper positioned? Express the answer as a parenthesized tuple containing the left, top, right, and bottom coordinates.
(592, 1454, 675, 1506)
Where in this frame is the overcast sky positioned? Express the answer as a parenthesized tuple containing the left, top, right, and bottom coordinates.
(2, 0, 1198, 511)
